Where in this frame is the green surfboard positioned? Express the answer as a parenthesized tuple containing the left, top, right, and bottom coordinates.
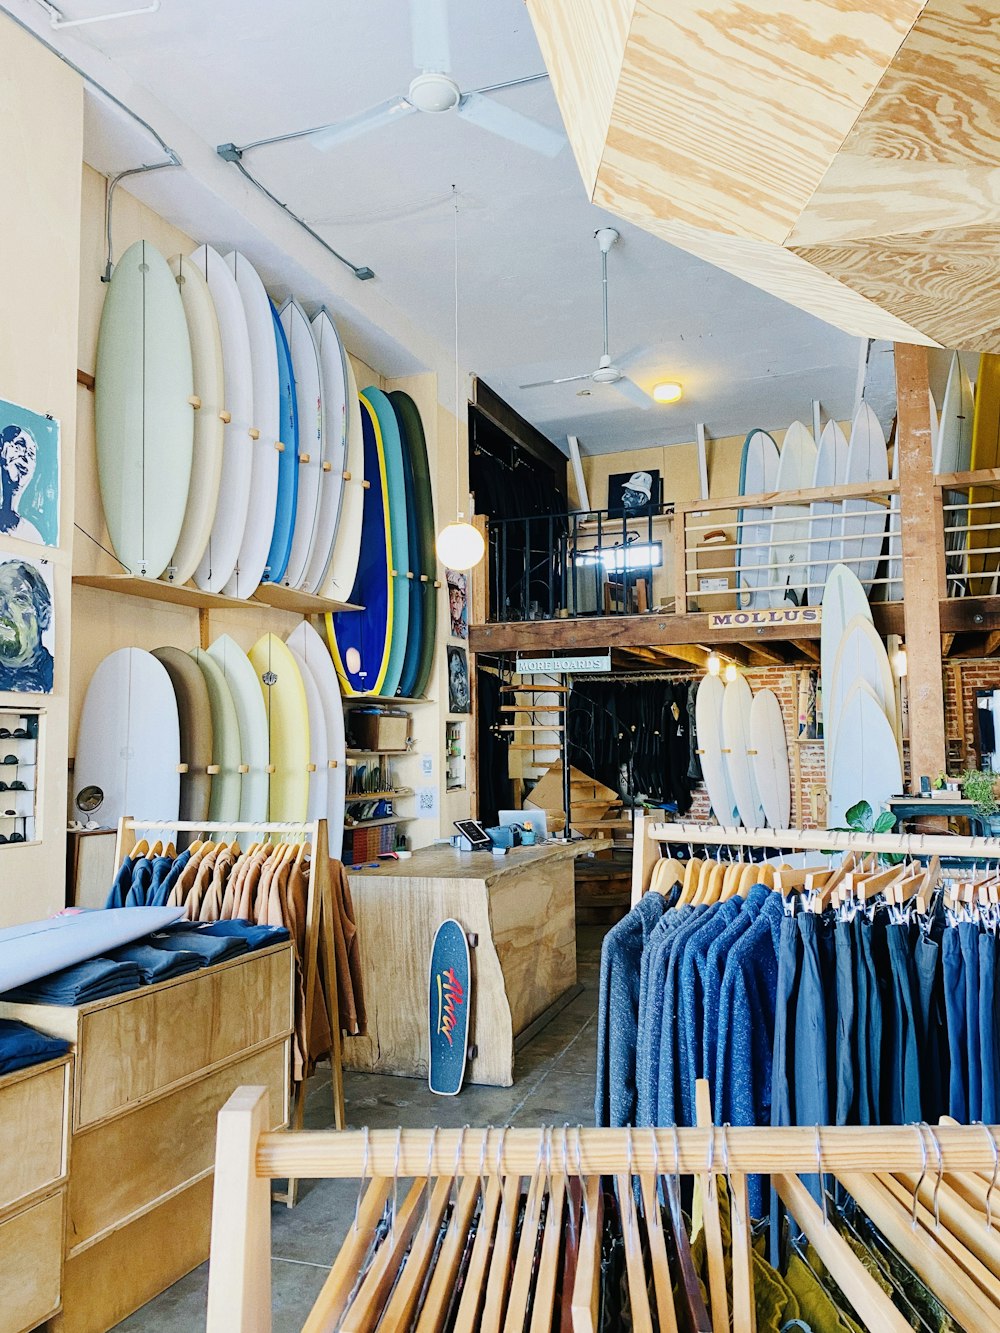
(389, 391, 437, 699)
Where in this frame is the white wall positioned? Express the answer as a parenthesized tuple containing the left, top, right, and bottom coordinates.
(0, 17, 83, 923)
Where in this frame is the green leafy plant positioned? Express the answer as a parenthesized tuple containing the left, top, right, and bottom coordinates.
(959, 768, 1000, 817)
(826, 800, 901, 863)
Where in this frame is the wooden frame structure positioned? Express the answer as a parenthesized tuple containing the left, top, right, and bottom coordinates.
(206, 1084, 1000, 1333)
(114, 816, 345, 1199)
(630, 812, 1000, 902)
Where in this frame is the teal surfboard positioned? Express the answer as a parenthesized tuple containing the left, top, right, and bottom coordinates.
(389, 392, 436, 699)
(362, 388, 409, 697)
(263, 300, 298, 584)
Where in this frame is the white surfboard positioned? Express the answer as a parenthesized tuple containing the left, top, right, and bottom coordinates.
(749, 688, 791, 829)
(279, 298, 324, 589)
(828, 681, 903, 827)
(166, 253, 225, 586)
(190, 647, 243, 827)
(0, 907, 185, 994)
(820, 563, 872, 766)
(286, 621, 347, 860)
(95, 240, 194, 580)
(770, 421, 816, 606)
(842, 402, 889, 594)
(223, 251, 281, 599)
(304, 309, 349, 594)
(323, 358, 365, 603)
(695, 675, 739, 826)
(938, 351, 974, 594)
(806, 419, 848, 604)
(191, 245, 255, 595)
(73, 648, 180, 833)
(826, 615, 896, 742)
(736, 429, 779, 609)
(205, 634, 269, 823)
(285, 641, 331, 824)
(722, 675, 766, 828)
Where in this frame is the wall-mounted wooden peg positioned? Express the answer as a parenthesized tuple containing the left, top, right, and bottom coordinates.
(306, 763, 317, 773)
(219, 410, 232, 424)
(322, 461, 332, 472)
(299, 453, 311, 464)
(207, 764, 221, 775)
(342, 470, 352, 481)
(176, 763, 189, 774)
(266, 764, 277, 774)
(275, 441, 286, 452)
(238, 764, 250, 775)
(362, 479, 371, 489)
(187, 394, 202, 410)
(249, 427, 260, 441)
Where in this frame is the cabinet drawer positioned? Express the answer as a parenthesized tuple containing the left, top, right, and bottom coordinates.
(75, 945, 292, 1126)
(0, 1060, 69, 1216)
(67, 1037, 288, 1252)
(0, 1191, 64, 1333)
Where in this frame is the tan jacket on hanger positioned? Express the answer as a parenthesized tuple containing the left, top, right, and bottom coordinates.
(233, 844, 272, 922)
(185, 843, 221, 920)
(167, 845, 206, 909)
(286, 854, 333, 1068)
(329, 858, 367, 1038)
(198, 845, 235, 923)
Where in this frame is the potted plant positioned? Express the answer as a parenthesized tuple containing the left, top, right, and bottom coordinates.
(959, 768, 1000, 828)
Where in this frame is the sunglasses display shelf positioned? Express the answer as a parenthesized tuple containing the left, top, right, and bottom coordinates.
(0, 708, 39, 848)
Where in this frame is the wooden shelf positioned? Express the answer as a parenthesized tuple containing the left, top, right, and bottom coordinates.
(341, 810, 410, 821)
(342, 694, 432, 706)
(251, 583, 362, 615)
(73, 573, 362, 616)
(346, 749, 413, 761)
(345, 789, 413, 801)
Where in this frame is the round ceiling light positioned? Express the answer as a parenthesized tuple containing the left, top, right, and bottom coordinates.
(436, 519, 485, 571)
(652, 381, 683, 404)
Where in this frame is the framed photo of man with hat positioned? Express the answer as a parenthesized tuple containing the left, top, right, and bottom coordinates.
(607, 468, 660, 518)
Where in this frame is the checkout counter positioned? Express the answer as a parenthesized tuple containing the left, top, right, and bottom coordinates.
(344, 839, 598, 1086)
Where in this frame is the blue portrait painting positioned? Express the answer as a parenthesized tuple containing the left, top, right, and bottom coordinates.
(0, 553, 54, 694)
(0, 399, 60, 548)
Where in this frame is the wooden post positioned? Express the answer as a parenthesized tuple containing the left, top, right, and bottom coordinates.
(206, 1085, 272, 1333)
(630, 810, 660, 905)
(895, 343, 947, 792)
(471, 515, 488, 624)
(673, 503, 689, 614)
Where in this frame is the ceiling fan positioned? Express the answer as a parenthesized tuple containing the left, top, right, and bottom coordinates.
(520, 229, 654, 409)
(308, 0, 565, 157)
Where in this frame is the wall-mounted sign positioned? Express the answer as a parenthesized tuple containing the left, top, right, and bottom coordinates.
(517, 652, 611, 675)
(708, 606, 821, 630)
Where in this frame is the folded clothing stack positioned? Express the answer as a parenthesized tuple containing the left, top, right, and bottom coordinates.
(1, 957, 143, 1006)
(106, 942, 203, 984)
(0, 1018, 70, 1075)
(144, 919, 290, 963)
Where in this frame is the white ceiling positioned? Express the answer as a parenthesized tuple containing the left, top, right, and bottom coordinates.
(17, 0, 864, 456)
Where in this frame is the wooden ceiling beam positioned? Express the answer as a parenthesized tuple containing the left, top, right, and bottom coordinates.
(790, 639, 820, 663)
(747, 643, 787, 667)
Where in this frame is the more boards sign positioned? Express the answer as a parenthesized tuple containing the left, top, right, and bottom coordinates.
(707, 607, 821, 630)
(516, 652, 611, 674)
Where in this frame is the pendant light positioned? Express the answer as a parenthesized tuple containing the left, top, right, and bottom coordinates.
(435, 185, 485, 572)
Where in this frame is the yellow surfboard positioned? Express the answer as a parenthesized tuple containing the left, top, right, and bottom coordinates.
(968, 353, 1000, 596)
(248, 633, 309, 822)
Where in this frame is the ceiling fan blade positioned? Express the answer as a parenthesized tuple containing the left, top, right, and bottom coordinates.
(411, 0, 452, 72)
(457, 91, 565, 157)
(311, 97, 415, 151)
(609, 376, 654, 409)
(519, 374, 592, 390)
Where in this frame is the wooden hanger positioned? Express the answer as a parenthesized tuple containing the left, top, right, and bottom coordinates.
(502, 1147, 549, 1333)
(892, 1169, 1000, 1280)
(691, 858, 715, 906)
(413, 1172, 482, 1333)
(378, 1168, 455, 1329)
(529, 1156, 567, 1333)
(475, 1170, 523, 1333)
(851, 861, 907, 904)
(339, 1176, 426, 1333)
(302, 1175, 392, 1333)
(757, 863, 775, 890)
(722, 1128, 755, 1333)
(836, 1168, 999, 1332)
(700, 861, 727, 907)
(129, 838, 149, 859)
(570, 1174, 603, 1333)
(652, 857, 686, 897)
(638, 1153, 679, 1333)
(616, 1130, 654, 1333)
(807, 852, 857, 913)
(662, 1136, 711, 1333)
(187, 839, 204, 857)
(694, 1081, 728, 1333)
(149, 839, 163, 858)
(679, 857, 703, 906)
(774, 865, 826, 899)
(451, 1173, 505, 1333)
(772, 1171, 911, 1332)
(165, 841, 176, 858)
(737, 862, 759, 898)
(720, 861, 742, 900)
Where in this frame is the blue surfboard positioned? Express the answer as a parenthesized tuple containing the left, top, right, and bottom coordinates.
(362, 388, 410, 697)
(428, 918, 471, 1096)
(390, 391, 437, 700)
(392, 397, 424, 698)
(262, 300, 299, 584)
(325, 396, 393, 695)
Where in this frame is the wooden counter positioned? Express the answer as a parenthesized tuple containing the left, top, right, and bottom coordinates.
(345, 841, 599, 1086)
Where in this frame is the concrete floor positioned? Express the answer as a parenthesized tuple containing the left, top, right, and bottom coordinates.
(113, 924, 604, 1330)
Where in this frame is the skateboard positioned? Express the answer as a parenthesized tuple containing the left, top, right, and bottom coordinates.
(428, 918, 471, 1095)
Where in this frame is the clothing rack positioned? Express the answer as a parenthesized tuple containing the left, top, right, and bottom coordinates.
(114, 816, 345, 1203)
(631, 813, 1000, 903)
(207, 1083, 1000, 1333)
